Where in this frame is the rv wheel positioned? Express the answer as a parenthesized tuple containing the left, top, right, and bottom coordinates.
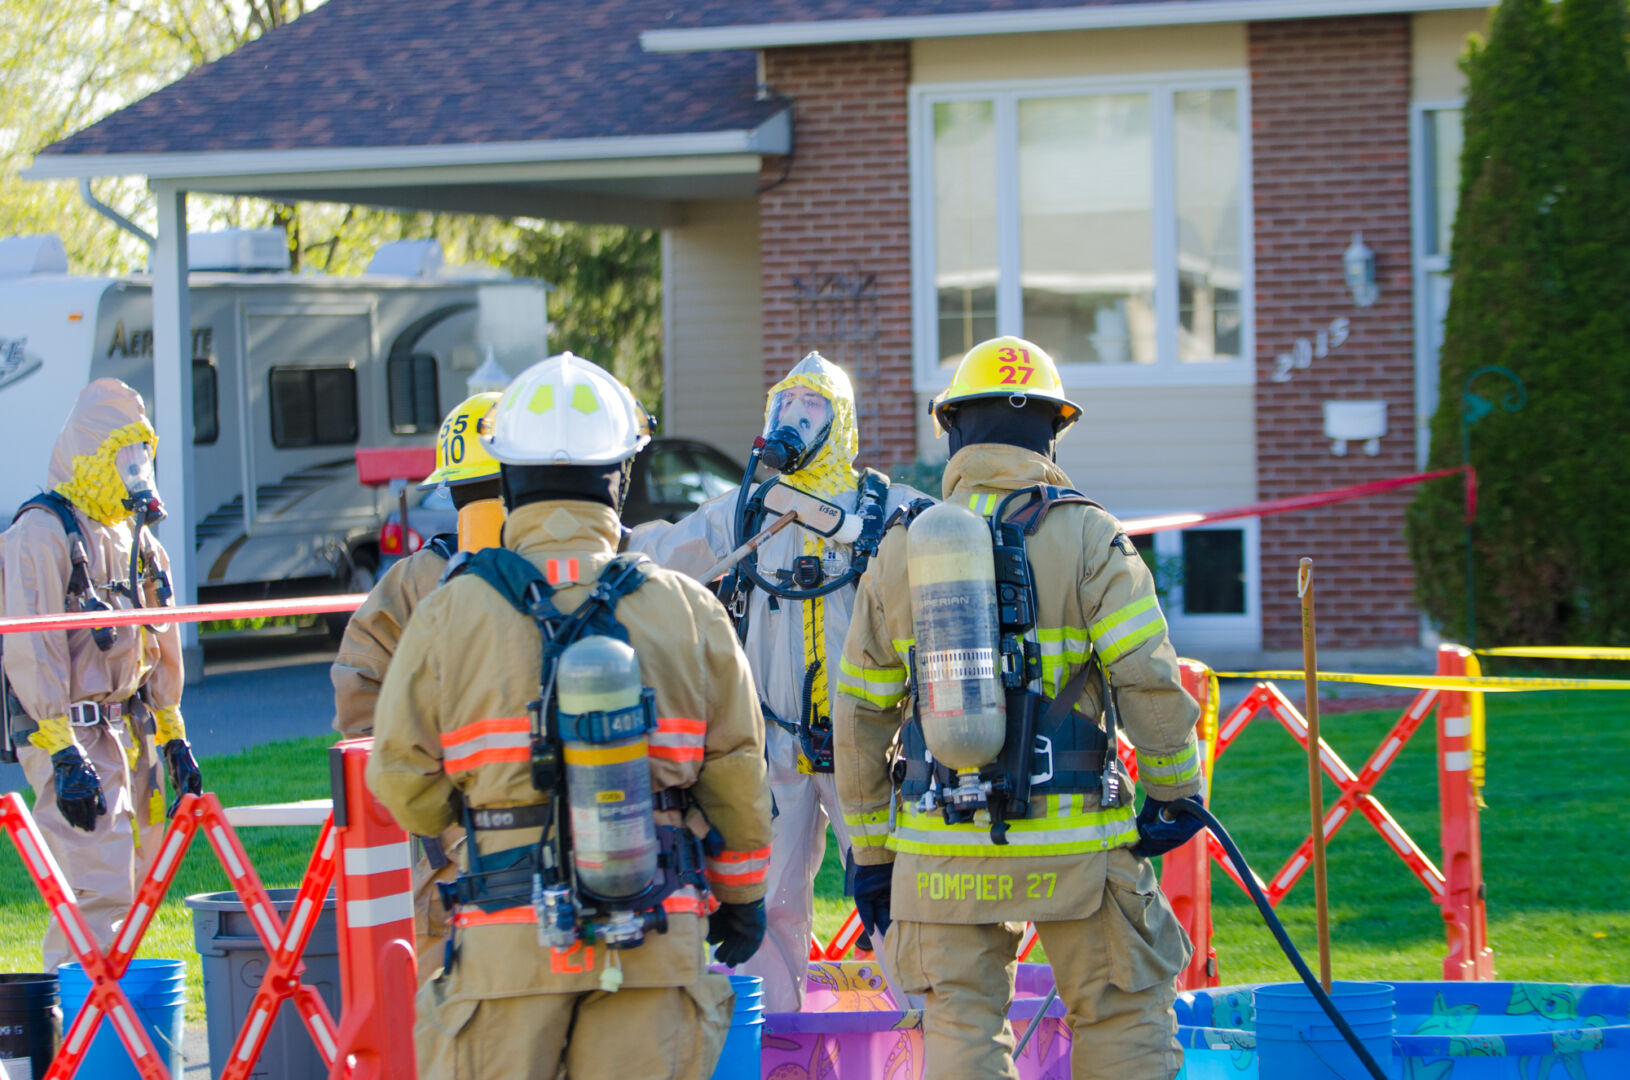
(325, 549, 379, 641)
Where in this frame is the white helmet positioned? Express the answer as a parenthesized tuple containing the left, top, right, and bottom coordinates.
(483, 352, 652, 466)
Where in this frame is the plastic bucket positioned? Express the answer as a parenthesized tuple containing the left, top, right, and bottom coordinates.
(0, 973, 61, 1078)
(58, 959, 186, 1080)
(709, 973, 764, 1079)
(1254, 980, 1395, 1080)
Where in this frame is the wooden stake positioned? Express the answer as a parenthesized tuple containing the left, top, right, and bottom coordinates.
(1298, 557, 1334, 992)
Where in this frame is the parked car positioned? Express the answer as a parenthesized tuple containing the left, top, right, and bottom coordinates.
(378, 436, 746, 570)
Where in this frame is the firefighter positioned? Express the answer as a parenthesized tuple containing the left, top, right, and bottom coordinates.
(367, 353, 773, 1080)
(331, 391, 505, 980)
(834, 336, 1206, 1080)
(626, 351, 930, 1013)
(0, 378, 200, 971)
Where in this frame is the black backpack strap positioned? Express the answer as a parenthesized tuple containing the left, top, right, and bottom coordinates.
(884, 496, 936, 533)
(14, 493, 94, 601)
(999, 485, 1105, 536)
(426, 534, 458, 561)
(445, 547, 557, 619)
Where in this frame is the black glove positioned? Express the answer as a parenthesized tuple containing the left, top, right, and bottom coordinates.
(50, 746, 106, 833)
(1131, 794, 1206, 859)
(161, 739, 203, 818)
(853, 861, 894, 942)
(707, 900, 767, 968)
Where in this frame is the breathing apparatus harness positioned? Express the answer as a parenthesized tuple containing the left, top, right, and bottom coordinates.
(719, 433, 891, 772)
(895, 485, 1130, 845)
(437, 549, 713, 967)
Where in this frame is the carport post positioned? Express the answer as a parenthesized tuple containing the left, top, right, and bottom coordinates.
(150, 182, 202, 682)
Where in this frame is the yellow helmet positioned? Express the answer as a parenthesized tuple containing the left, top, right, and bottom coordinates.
(931, 335, 1082, 437)
(420, 392, 502, 489)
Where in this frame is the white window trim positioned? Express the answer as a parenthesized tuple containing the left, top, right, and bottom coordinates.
(1137, 515, 1262, 651)
(1410, 97, 1463, 468)
(910, 69, 1256, 394)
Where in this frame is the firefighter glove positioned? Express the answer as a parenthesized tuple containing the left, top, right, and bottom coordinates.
(50, 746, 106, 832)
(853, 862, 894, 941)
(162, 739, 202, 818)
(1131, 793, 1206, 858)
(707, 899, 767, 968)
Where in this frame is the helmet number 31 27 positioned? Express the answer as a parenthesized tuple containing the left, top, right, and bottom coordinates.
(996, 345, 1034, 385)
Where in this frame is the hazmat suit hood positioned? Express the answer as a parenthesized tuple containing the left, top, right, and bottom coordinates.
(763, 352, 858, 498)
(49, 378, 158, 526)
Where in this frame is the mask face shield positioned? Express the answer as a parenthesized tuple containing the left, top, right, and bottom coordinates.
(114, 441, 165, 522)
(762, 386, 834, 473)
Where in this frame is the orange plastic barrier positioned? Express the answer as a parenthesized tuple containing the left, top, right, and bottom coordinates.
(1435, 646, 1495, 980)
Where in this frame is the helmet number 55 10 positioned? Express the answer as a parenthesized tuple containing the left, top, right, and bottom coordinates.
(996, 346, 1034, 385)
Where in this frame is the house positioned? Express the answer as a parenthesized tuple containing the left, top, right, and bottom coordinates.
(25, 0, 1491, 661)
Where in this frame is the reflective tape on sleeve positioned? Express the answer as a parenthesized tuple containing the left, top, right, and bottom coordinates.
(1137, 744, 1201, 787)
(837, 657, 908, 708)
(1089, 596, 1167, 664)
(442, 717, 530, 774)
(705, 845, 770, 888)
(650, 716, 705, 763)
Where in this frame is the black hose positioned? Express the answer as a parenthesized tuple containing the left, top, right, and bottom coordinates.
(1169, 798, 1390, 1080)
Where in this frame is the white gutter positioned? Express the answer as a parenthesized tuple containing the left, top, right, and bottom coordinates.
(640, 0, 1490, 52)
(23, 109, 792, 181)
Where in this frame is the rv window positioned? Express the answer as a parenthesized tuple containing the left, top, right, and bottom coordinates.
(387, 352, 440, 434)
(269, 365, 359, 448)
(192, 359, 219, 445)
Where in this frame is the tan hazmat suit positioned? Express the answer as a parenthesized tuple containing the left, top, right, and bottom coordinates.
(834, 444, 1203, 1080)
(1, 379, 186, 971)
(367, 499, 773, 1080)
(331, 542, 463, 982)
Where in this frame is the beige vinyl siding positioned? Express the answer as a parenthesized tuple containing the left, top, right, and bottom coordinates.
(1413, 9, 1489, 102)
(912, 23, 1246, 85)
(915, 384, 1255, 514)
(661, 199, 763, 449)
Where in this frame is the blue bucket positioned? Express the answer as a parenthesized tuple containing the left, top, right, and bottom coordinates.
(1254, 981, 1395, 1080)
(710, 973, 764, 1079)
(57, 959, 186, 1080)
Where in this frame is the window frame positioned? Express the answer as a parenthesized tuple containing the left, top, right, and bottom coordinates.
(910, 70, 1256, 393)
(1410, 98, 1463, 468)
(267, 363, 360, 449)
(386, 351, 441, 435)
(1137, 516, 1261, 651)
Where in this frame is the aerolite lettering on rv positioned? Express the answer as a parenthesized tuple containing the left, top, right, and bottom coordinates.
(106, 321, 214, 361)
(0, 338, 43, 389)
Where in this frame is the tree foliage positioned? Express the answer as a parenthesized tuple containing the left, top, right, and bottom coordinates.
(0, 0, 662, 406)
(1406, 0, 1630, 644)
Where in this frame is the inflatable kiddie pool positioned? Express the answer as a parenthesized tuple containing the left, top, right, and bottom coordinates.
(760, 962, 1630, 1079)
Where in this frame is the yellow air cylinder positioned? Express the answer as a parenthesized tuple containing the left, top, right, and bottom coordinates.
(558, 635, 659, 901)
(907, 501, 1007, 772)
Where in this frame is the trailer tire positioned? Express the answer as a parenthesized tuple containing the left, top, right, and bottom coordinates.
(324, 549, 378, 641)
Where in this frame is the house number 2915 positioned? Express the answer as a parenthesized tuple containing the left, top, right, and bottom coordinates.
(1271, 317, 1350, 383)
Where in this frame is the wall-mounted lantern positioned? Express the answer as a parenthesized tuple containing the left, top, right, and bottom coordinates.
(1323, 399, 1386, 456)
(1343, 231, 1378, 308)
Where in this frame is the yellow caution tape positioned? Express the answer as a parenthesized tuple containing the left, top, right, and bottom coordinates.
(1475, 646, 1630, 660)
(1464, 653, 1487, 807)
(1214, 670, 1630, 692)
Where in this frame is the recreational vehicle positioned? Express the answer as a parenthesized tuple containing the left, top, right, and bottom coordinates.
(0, 231, 546, 623)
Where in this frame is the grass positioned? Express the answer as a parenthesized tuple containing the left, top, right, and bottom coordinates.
(1, 691, 1622, 1028)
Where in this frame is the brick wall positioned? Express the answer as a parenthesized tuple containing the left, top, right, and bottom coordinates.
(1251, 16, 1419, 649)
(759, 42, 917, 470)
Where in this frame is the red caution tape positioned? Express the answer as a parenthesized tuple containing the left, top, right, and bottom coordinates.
(0, 594, 367, 636)
(1121, 465, 1474, 536)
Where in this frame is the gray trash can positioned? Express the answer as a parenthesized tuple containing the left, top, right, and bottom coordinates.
(186, 888, 342, 1080)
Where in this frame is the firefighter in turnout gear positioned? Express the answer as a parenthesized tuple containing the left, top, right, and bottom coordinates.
(368, 354, 772, 1080)
(0, 379, 198, 971)
(627, 351, 930, 1012)
(332, 391, 505, 981)
(834, 336, 1205, 1080)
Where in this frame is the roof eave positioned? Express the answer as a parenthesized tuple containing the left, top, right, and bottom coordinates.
(21, 108, 793, 182)
(639, 0, 1491, 52)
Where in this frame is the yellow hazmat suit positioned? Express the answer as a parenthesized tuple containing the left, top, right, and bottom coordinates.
(835, 443, 1203, 1080)
(367, 499, 773, 1080)
(627, 353, 929, 1012)
(0, 379, 188, 970)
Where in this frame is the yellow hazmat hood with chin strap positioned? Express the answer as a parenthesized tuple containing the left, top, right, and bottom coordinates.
(50, 379, 157, 526)
(765, 352, 859, 499)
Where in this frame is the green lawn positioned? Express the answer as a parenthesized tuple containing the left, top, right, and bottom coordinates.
(0, 690, 1622, 1027)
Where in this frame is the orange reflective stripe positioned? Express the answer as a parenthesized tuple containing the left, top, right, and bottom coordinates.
(453, 906, 534, 928)
(650, 716, 706, 762)
(442, 717, 531, 774)
(706, 845, 771, 887)
(545, 558, 580, 585)
(709, 845, 770, 865)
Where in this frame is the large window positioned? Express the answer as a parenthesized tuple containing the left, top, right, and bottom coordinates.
(917, 76, 1250, 386)
(269, 365, 358, 448)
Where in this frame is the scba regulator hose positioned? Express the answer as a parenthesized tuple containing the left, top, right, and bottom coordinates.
(1013, 799, 1389, 1080)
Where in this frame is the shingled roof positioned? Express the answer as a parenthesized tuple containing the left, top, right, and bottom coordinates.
(38, 0, 780, 160)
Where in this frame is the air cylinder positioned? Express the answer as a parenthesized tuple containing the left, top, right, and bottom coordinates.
(907, 501, 1007, 771)
(558, 635, 659, 901)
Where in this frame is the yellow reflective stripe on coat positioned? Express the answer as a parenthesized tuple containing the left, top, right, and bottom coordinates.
(1035, 626, 1090, 696)
(892, 638, 915, 666)
(844, 808, 891, 848)
(1137, 744, 1201, 787)
(837, 657, 907, 709)
(888, 796, 1137, 857)
(1089, 595, 1167, 664)
(965, 492, 1000, 516)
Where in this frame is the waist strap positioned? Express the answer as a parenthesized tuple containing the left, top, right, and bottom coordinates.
(468, 805, 551, 831)
(68, 700, 127, 726)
